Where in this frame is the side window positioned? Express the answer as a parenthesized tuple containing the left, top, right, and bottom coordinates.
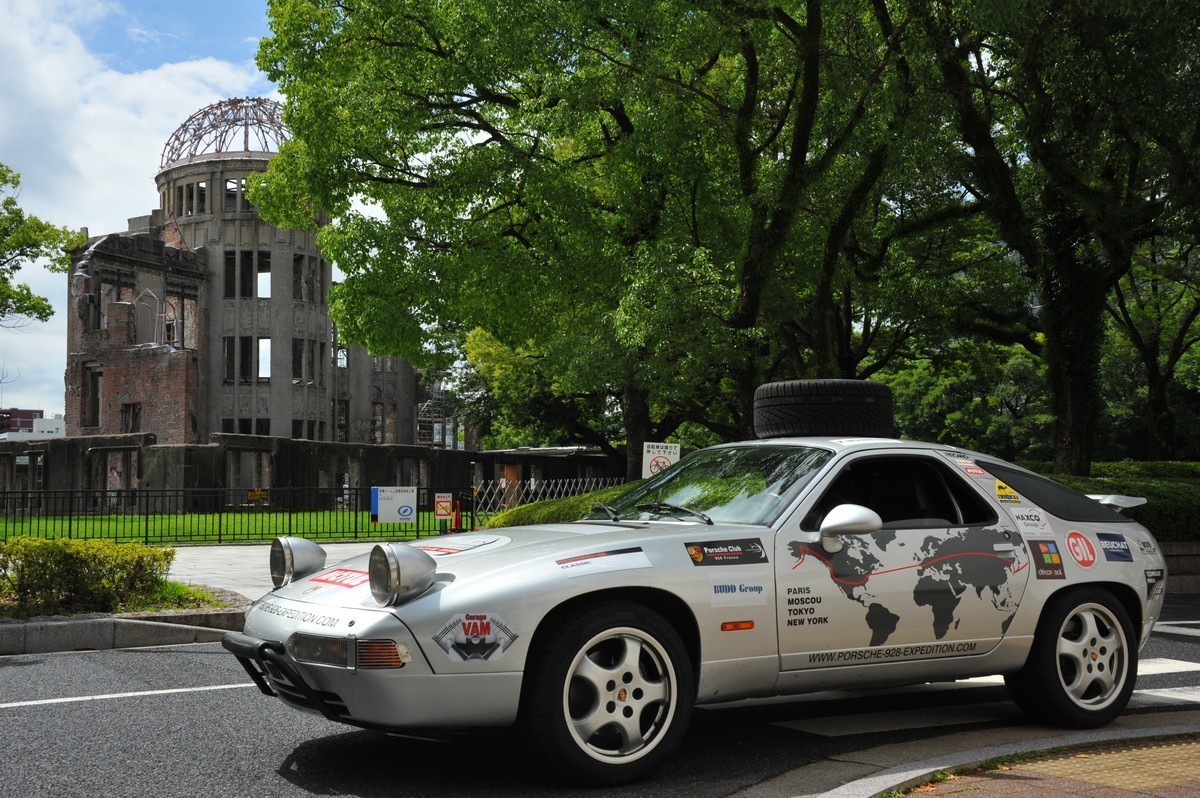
(803, 456, 997, 531)
(977, 460, 1134, 523)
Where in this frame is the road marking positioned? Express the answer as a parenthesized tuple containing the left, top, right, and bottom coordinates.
(761, 659, 1200, 736)
(0, 683, 255, 709)
(1154, 622, 1200, 638)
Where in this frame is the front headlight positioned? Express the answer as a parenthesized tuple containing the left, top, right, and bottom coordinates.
(270, 536, 327, 588)
(369, 543, 437, 606)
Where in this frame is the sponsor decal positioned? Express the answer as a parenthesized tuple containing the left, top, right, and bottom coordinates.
(1065, 530, 1097, 570)
(311, 568, 370, 588)
(807, 641, 979, 664)
(413, 536, 503, 557)
(1033, 541, 1066, 579)
(686, 538, 768, 566)
(711, 582, 768, 607)
(555, 546, 653, 576)
(433, 612, 518, 661)
(964, 466, 987, 476)
(995, 480, 1020, 503)
(1145, 569, 1165, 600)
(954, 458, 975, 467)
(830, 438, 895, 445)
(1096, 532, 1133, 562)
(254, 599, 341, 628)
(1138, 539, 1158, 555)
(1012, 509, 1051, 536)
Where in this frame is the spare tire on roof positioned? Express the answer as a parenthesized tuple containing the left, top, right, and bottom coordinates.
(753, 379, 895, 439)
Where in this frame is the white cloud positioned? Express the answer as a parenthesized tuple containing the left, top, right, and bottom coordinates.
(0, 0, 271, 414)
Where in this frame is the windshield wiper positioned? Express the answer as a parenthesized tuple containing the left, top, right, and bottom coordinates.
(635, 502, 713, 525)
(591, 503, 622, 521)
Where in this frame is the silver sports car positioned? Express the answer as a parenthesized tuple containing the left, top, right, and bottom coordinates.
(224, 386, 1167, 785)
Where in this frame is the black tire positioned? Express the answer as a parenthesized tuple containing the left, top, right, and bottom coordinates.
(1004, 587, 1137, 728)
(753, 379, 895, 439)
(521, 600, 695, 786)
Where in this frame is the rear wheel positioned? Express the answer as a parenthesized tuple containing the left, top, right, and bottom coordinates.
(522, 600, 694, 786)
(1005, 587, 1137, 728)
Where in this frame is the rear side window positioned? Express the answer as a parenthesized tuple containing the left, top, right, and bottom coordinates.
(977, 461, 1134, 523)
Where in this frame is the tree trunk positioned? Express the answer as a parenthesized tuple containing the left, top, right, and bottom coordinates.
(1043, 272, 1108, 475)
(1144, 372, 1176, 460)
(621, 382, 653, 481)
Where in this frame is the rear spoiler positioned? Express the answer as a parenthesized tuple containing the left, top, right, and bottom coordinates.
(1087, 494, 1147, 513)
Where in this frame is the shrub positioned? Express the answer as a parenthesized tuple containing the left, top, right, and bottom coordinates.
(1051, 476, 1198, 543)
(0, 537, 176, 617)
(485, 482, 641, 528)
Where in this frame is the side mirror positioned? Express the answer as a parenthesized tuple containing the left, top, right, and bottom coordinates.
(819, 504, 883, 554)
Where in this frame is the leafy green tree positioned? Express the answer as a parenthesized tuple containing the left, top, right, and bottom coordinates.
(1105, 241, 1200, 459)
(0, 164, 84, 327)
(254, 0, 932, 474)
(912, 0, 1200, 473)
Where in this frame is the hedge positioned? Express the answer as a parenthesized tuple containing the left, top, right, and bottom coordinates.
(485, 483, 641, 529)
(0, 537, 176, 617)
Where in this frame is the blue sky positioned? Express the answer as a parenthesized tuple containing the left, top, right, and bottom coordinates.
(0, 0, 276, 414)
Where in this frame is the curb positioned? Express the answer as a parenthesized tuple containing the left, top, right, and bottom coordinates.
(0, 601, 248, 656)
(725, 709, 1200, 798)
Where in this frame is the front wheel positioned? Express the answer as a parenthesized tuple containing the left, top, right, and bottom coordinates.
(521, 600, 695, 786)
(1005, 587, 1137, 728)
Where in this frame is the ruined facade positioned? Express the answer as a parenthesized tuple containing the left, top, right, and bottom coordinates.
(64, 98, 417, 457)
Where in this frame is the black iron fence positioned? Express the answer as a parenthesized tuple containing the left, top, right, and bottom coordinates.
(0, 487, 477, 545)
(0, 478, 625, 545)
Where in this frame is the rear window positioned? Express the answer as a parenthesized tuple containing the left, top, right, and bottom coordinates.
(977, 461, 1135, 523)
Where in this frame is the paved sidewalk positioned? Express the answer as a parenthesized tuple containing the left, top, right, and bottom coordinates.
(910, 733, 1200, 796)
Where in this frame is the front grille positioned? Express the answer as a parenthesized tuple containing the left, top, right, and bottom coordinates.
(264, 662, 350, 718)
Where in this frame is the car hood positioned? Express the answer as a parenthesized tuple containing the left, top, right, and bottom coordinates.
(263, 520, 691, 608)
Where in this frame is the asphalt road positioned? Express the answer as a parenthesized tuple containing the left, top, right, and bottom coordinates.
(4, 627, 1200, 798)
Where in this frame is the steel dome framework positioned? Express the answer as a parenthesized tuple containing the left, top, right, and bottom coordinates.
(160, 97, 288, 169)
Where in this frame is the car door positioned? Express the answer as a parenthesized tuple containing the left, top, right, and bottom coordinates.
(776, 452, 1030, 671)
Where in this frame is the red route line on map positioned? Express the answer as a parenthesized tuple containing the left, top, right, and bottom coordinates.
(791, 544, 1029, 587)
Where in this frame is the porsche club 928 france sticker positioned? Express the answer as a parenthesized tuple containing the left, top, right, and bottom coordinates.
(433, 612, 518, 661)
(686, 539, 768, 566)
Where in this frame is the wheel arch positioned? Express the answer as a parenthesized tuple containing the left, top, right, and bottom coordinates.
(1046, 580, 1144, 631)
(524, 587, 702, 684)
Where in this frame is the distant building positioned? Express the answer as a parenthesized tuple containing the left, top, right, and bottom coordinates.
(64, 98, 418, 447)
(0, 416, 65, 442)
(0, 408, 45, 435)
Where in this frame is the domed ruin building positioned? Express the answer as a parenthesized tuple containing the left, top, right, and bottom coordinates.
(63, 98, 421, 490)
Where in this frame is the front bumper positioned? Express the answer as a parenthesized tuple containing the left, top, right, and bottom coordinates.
(222, 627, 524, 731)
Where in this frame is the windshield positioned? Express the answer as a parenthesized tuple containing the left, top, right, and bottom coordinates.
(586, 445, 832, 526)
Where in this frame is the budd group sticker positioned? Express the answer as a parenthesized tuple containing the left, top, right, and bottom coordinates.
(686, 539, 768, 566)
(433, 612, 518, 661)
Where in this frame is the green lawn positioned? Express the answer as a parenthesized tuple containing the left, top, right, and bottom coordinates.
(0, 510, 469, 545)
